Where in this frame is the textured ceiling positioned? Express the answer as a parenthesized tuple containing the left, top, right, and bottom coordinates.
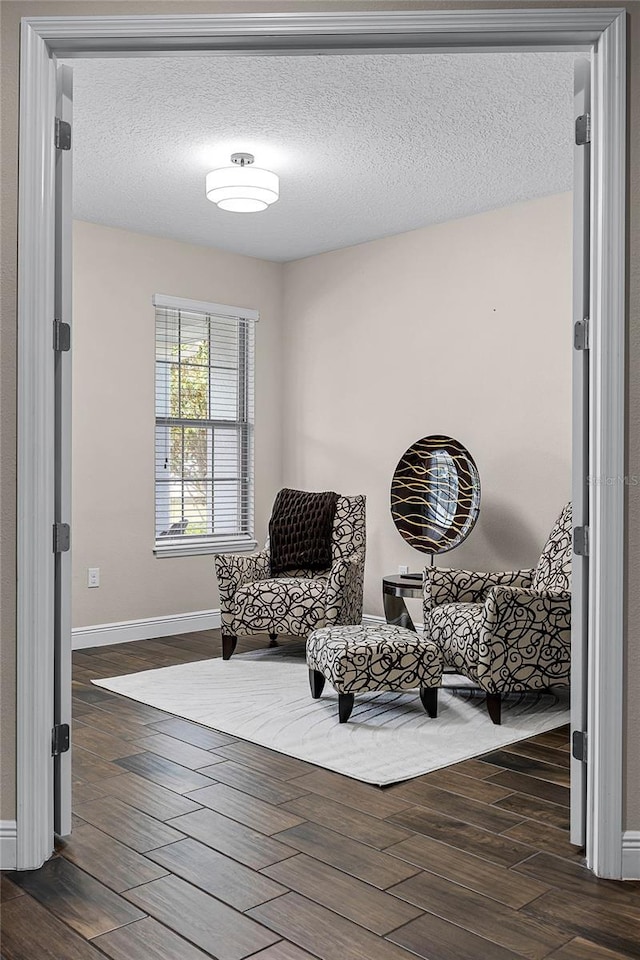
(68, 52, 578, 262)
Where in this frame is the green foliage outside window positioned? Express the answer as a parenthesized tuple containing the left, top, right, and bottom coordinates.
(170, 339, 210, 535)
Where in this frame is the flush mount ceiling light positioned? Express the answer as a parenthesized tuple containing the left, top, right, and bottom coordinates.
(206, 152, 279, 213)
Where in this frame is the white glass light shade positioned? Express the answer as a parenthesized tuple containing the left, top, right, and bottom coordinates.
(206, 165, 279, 213)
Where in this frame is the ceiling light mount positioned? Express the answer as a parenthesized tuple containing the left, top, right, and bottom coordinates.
(230, 152, 255, 167)
(206, 152, 279, 214)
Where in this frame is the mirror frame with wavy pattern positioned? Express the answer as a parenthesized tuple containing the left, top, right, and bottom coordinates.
(390, 435, 481, 555)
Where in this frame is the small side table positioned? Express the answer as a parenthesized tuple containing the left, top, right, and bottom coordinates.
(382, 574, 422, 631)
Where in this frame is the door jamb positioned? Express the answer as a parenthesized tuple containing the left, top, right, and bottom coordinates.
(16, 8, 627, 876)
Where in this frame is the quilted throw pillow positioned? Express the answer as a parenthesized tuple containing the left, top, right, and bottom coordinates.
(269, 488, 339, 575)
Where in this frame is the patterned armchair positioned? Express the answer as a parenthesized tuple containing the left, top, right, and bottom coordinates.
(423, 503, 572, 724)
(215, 495, 366, 660)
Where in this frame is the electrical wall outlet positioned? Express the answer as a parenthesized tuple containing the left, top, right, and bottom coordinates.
(88, 567, 100, 588)
(398, 564, 409, 575)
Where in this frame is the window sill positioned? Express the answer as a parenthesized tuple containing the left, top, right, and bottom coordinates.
(154, 538, 258, 559)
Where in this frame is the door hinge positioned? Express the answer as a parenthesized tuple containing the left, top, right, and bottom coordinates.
(572, 730, 588, 762)
(574, 317, 590, 351)
(575, 113, 591, 146)
(53, 319, 71, 352)
(573, 525, 589, 557)
(54, 118, 71, 151)
(52, 723, 70, 757)
(53, 522, 70, 553)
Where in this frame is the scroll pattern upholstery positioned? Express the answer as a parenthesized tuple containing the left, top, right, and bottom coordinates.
(307, 624, 442, 694)
(424, 503, 572, 695)
(532, 502, 573, 592)
(325, 555, 365, 626)
(428, 603, 485, 676)
(332, 495, 366, 563)
(477, 586, 571, 693)
(424, 568, 533, 612)
(215, 495, 366, 639)
(216, 551, 270, 634)
(233, 576, 328, 635)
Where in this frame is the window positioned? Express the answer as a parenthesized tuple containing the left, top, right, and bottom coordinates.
(154, 294, 257, 557)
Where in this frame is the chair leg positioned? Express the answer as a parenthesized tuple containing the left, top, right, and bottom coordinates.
(268, 633, 278, 647)
(309, 669, 326, 699)
(420, 687, 438, 718)
(486, 692, 502, 725)
(338, 693, 355, 723)
(222, 634, 238, 661)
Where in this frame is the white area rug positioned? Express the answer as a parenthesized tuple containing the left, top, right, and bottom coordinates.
(94, 644, 569, 785)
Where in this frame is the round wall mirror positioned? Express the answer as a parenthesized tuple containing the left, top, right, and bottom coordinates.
(390, 435, 481, 555)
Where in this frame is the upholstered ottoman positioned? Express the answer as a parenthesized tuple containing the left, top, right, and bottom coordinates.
(306, 624, 443, 723)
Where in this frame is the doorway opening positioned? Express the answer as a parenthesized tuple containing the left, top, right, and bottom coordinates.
(16, 10, 626, 882)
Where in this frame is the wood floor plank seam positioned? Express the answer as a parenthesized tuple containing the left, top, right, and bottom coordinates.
(73, 795, 187, 853)
(259, 853, 426, 936)
(270, 821, 422, 890)
(496, 741, 571, 771)
(196, 760, 313, 806)
(389, 788, 529, 834)
(493, 792, 571, 831)
(385, 907, 556, 960)
(385, 805, 537, 869)
(147, 837, 294, 912)
(92, 914, 252, 960)
(387, 868, 572, 959)
(84, 771, 207, 821)
(485, 770, 571, 808)
(379, 836, 553, 910)
(165, 806, 301, 871)
(86, 914, 148, 943)
(0, 890, 130, 960)
(498, 817, 586, 863)
(122, 872, 284, 958)
(480, 750, 571, 788)
(280, 793, 412, 850)
(8, 856, 149, 942)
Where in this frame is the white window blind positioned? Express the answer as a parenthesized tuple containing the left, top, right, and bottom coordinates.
(154, 295, 256, 557)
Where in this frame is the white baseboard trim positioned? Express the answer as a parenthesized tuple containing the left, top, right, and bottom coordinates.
(0, 820, 17, 870)
(74, 610, 415, 650)
(622, 831, 640, 879)
(362, 613, 424, 632)
(72, 609, 221, 650)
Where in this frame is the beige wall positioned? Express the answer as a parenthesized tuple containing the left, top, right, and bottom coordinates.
(72, 220, 283, 628)
(283, 193, 573, 620)
(74, 198, 571, 631)
(1, 1, 638, 834)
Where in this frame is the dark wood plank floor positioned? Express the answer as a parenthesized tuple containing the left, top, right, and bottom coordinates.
(3, 630, 640, 960)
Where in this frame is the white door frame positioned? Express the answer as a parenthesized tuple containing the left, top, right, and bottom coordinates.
(17, 9, 627, 875)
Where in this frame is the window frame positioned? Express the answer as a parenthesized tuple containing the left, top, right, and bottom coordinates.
(152, 293, 258, 558)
